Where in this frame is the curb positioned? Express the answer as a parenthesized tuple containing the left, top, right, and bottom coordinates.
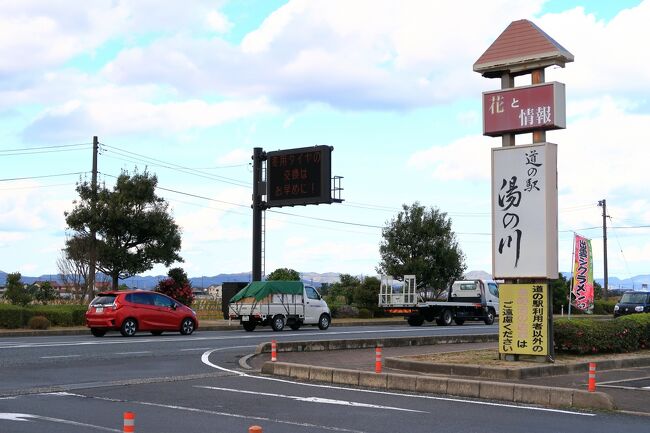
(384, 355, 650, 380)
(261, 361, 615, 411)
(255, 334, 498, 354)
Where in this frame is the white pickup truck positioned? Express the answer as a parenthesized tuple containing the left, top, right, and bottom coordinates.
(228, 280, 331, 332)
(378, 275, 499, 326)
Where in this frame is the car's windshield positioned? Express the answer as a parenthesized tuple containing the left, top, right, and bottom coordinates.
(90, 295, 117, 305)
(620, 293, 649, 304)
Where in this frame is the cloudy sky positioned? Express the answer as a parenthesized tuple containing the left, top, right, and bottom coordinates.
(1, 0, 648, 284)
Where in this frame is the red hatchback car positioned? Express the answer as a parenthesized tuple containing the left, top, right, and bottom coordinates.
(85, 290, 199, 337)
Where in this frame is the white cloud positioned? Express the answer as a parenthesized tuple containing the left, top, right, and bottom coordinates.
(217, 148, 250, 165)
(0, 181, 69, 231)
(407, 135, 493, 182)
(24, 95, 277, 141)
(100, 0, 545, 109)
(206, 10, 233, 34)
(267, 238, 378, 274)
(541, 2, 650, 100)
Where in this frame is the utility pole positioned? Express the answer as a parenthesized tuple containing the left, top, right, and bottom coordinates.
(598, 199, 608, 299)
(89, 136, 98, 297)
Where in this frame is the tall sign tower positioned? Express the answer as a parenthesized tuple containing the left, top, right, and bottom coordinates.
(473, 19, 574, 362)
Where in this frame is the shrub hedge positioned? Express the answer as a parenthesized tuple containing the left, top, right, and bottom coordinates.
(0, 304, 87, 328)
(330, 305, 359, 319)
(593, 299, 618, 315)
(28, 316, 51, 330)
(358, 308, 373, 319)
(554, 314, 650, 354)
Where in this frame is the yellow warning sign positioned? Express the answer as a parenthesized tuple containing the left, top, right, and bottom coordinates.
(498, 283, 548, 356)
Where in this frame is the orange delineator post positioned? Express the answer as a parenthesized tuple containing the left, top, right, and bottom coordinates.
(249, 426, 263, 433)
(375, 345, 383, 373)
(123, 412, 135, 433)
(271, 340, 277, 362)
(588, 362, 596, 392)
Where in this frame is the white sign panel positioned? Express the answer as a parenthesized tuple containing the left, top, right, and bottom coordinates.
(492, 143, 558, 279)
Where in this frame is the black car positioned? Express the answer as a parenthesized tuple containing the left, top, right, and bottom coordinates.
(613, 291, 650, 317)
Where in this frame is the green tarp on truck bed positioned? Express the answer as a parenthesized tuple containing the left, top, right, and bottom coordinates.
(229, 281, 304, 302)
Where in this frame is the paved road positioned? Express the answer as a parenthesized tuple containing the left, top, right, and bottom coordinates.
(1, 323, 648, 433)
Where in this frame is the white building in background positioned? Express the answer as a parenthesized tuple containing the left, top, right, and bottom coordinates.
(207, 284, 222, 300)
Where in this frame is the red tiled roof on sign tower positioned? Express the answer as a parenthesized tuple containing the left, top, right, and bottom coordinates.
(473, 19, 574, 77)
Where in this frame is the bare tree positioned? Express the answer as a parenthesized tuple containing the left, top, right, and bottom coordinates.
(57, 234, 92, 300)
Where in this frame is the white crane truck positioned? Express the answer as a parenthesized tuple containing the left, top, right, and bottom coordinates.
(378, 275, 499, 326)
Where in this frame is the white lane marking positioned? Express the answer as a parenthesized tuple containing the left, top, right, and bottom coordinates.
(0, 413, 31, 421)
(0, 412, 121, 432)
(0, 327, 495, 350)
(598, 375, 650, 385)
(113, 351, 151, 355)
(200, 349, 594, 417)
(180, 347, 213, 352)
(196, 385, 425, 413)
(40, 355, 81, 359)
(42, 392, 368, 433)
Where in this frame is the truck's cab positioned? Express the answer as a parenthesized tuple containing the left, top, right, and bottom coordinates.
(449, 280, 499, 315)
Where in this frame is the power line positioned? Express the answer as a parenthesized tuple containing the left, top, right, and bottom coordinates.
(0, 147, 91, 156)
(268, 209, 383, 229)
(0, 143, 91, 152)
(0, 172, 88, 182)
(100, 143, 250, 188)
(100, 172, 249, 209)
(0, 182, 76, 191)
(608, 215, 633, 279)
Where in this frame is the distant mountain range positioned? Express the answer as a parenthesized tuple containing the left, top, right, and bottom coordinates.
(1, 270, 648, 290)
(0, 270, 342, 290)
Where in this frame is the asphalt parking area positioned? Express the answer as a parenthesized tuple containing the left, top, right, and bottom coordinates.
(598, 376, 650, 390)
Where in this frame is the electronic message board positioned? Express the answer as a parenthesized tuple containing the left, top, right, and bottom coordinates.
(266, 145, 334, 207)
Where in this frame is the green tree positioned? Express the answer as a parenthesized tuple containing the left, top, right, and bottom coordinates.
(33, 281, 58, 304)
(326, 274, 360, 305)
(4, 272, 32, 306)
(168, 267, 190, 287)
(266, 268, 300, 281)
(352, 276, 381, 310)
(550, 273, 570, 314)
(65, 169, 183, 290)
(377, 202, 465, 294)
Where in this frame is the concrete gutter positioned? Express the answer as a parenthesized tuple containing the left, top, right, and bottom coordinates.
(256, 334, 498, 354)
(261, 361, 615, 411)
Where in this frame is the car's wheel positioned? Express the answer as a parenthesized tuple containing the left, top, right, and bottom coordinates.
(151, 330, 163, 336)
(243, 321, 257, 332)
(454, 318, 465, 326)
(289, 322, 301, 331)
(90, 328, 106, 337)
(271, 315, 285, 332)
(318, 313, 331, 330)
(407, 315, 425, 326)
(120, 318, 138, 337)
(440, 309, 453, 326)
(180, 318, 196, 335)
(484, 309, 495, 325)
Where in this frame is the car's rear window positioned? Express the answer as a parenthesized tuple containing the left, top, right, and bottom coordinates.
(91, 295, 117, 306)
(620, 293, 649, 304)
